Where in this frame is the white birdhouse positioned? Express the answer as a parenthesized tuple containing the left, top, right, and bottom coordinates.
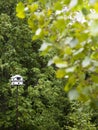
(11, 75, 23, 86)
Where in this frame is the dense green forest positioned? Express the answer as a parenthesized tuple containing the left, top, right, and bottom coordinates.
(0, 0, 98, 130)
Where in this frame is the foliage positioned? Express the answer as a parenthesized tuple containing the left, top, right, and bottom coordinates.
(0, 0, 97, 129)
(16, 0, 98, 103)
(66, 101, 96, 130)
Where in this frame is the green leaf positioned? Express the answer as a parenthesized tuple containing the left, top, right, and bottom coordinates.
(93, 2, 98, 12)
(66, 66, 76, 73)
(64, 46, 72, 55)
(16, 12, 25, 19)
(82, 56, 91, 68)
(91, 52, 98, 60)
(89, 21, 98, 36)
(53, 56, 68, 68)
(53, 19, 66, 32)
(39, 42, 52, 51)
(16, 2, 25, 19)
(16, 2, 24, 12)
(64, 75, 76, 92)
(82, 7, 89, 15)
(29, 3, 38, 12)
(54, 1, 63, 10)
(91, 74, 98, 83)
(56, 69, 66, 78)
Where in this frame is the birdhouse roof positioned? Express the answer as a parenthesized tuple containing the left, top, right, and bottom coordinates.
(11, 75, 23, 79)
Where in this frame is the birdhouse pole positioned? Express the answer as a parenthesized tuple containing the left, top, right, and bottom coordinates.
(11, 75, 23, 130)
